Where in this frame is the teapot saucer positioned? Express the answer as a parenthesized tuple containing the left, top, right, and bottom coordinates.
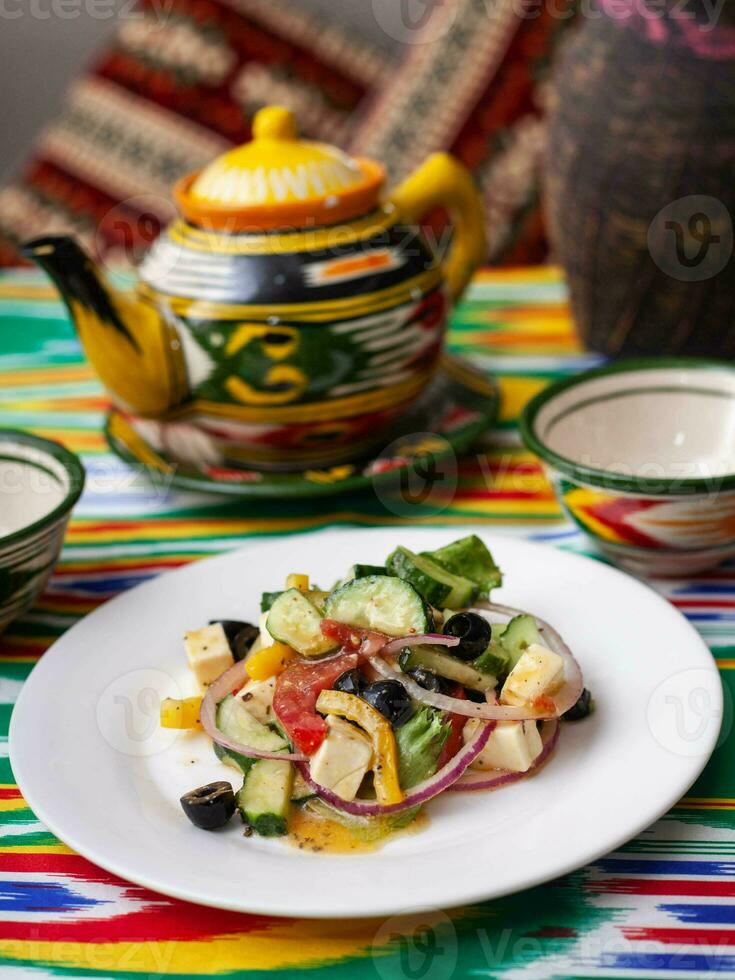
(104, 355, 500, 499)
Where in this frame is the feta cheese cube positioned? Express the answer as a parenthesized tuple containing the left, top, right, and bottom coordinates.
(463, 718, 543, 773)
(308, 716, 373, 801)
(500, 643, 564, 706)
(237, 676, 277, 725)
(184, 623, 234, 687)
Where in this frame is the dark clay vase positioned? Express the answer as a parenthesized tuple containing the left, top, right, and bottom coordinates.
(546, 0, 735, 356)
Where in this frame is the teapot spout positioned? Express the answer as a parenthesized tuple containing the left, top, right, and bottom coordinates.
(22, 236, 187, 417)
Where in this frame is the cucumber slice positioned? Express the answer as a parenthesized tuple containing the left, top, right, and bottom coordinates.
(399, 646, 497, 691)
(236, 758, 293, 837)
(291, 770, 317, 804)
(473, 641, 510, 677)
(348, 564, 388, 580)
(325, 575, 431, 636)
(266, 588, 337, 657)
(261, 591, 282, 613)
(216, 694, 287, 753)
(426, 535, 502, 595)
(388, 547, 477, 609)
(213, 740, 254, 776)
(309, 589, 330, 613)
(499, 614, 542, 669)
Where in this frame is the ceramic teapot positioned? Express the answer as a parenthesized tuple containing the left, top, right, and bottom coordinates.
(23, 106, 486, 471)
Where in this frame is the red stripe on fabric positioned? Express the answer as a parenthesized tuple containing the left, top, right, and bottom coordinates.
(453, 490, 557, 502)
(0, 854, 284, 941)
(52, 559, 193, 576)
(0, 854, 117, 877)
(623, 927, 735, 946)
(596, 878, 735, 897)
(671, 599, 735, 608)
(0, 645, 46, 658)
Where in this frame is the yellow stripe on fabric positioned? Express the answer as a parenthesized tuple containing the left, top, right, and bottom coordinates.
(0, 799, 28, 812)
(676, 797, 735, 810)
(498, 376, 548, 423)
(0, 844, 75, 854)
(0, 366, 95, 388)
(472, 265, 564, 284)
(65, 503, 565, 545)
(0, 283, 60, 300)
(0, 927, 377, 975)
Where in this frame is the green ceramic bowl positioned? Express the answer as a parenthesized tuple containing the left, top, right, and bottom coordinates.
(0, 430, 85, 633)
(520, 358, 735, 575)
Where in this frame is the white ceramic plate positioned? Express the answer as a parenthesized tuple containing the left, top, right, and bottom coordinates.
(10, 528, 722, 919)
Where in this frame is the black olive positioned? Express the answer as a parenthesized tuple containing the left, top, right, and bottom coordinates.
(209, 620, 259, 661)
(232, 626, 260, 661)
(444, 612, 492, 661)
(361, 680, 414, 727)
(464, 687, 486, 703)
(405, 665, 450, 694)
(563, 688, 593, 722)
(180, 781, 235, 830)
(333, 668, 364, 697)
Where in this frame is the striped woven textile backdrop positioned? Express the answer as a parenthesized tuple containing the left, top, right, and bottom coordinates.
(0, 267, 734, 978)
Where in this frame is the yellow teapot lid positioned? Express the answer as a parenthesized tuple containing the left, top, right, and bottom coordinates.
(175, 106, 385, 232)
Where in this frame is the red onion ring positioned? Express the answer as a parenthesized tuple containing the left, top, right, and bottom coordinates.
(297, 719, 496, 817)
(380, 633, 460, 656)
(369, 656, 548, 720)
(370, 602, 583, 722)
(448, 720, 560, 792)
(201, 659, 307, 763)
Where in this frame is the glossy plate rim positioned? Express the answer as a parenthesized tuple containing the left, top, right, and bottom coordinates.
(9, 527, 722, 918)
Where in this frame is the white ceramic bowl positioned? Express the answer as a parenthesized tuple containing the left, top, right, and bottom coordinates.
(520, 358, 735, 574)
(0, 430, 85, 632)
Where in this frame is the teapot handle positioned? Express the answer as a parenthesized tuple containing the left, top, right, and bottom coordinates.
(388, 153, 487, 301)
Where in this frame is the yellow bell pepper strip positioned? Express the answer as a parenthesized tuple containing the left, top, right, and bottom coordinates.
(160, 696, 202, 730)
(315, 689, 404, 806)
(286, 573, 309, 592)
(246, 642, 297, 682)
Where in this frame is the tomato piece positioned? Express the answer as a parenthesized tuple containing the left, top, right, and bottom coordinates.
(272, 652, 358, 754)
(437, 685, 466, 770)
(320, 620, 388, 658)
(320, 619, 362, 650)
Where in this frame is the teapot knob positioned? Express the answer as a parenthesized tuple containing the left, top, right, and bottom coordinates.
(253, 106, 298, 142)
